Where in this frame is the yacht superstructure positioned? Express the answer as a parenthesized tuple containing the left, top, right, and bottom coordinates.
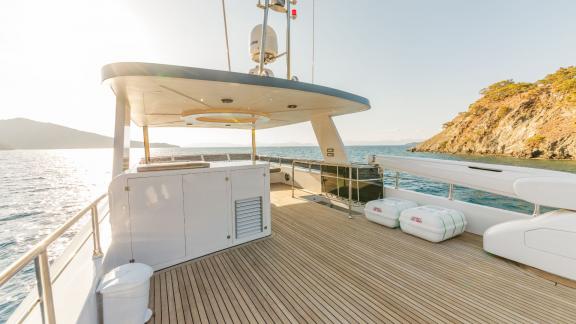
(1, 1, 576, 323)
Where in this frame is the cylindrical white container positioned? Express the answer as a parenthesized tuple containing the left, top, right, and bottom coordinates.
(97, 263, 153, 324)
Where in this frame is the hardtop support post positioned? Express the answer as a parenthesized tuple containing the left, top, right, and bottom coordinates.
(143, 125, 150, 164)
(112, 95, 130, 178)
(310, 115, 349, 164)
(251, 125, 257, 162)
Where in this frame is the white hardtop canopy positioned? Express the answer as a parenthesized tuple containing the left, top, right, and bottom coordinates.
(102, 62, 370, 130)
(103, 62, 371, 176)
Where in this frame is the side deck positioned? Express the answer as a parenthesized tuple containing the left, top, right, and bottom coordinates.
(148, 185, 576, 323)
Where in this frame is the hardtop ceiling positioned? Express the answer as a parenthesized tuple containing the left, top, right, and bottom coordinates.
(102, 62, 370, 129)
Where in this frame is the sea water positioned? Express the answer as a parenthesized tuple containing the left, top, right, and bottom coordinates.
(1, 145, 575, 322)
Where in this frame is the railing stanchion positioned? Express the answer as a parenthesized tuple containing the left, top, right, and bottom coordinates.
(448, 184, 455, 201)
(533, 204, 541, 217)
(356, 167, 360, 203)
(291, 161, 295, 198)
(0, 193, 107, 323)
(348, 166, 353, 219)
(38, 250, 56, 324)
(91, 204, 104, 258)
(395, 172, 400, 189)
(336, 167, 340, 197)
(320, 165, 324, 195)
(382, 168, 386, 198)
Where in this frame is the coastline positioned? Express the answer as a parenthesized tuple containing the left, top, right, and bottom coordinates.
(408, 147, 576, 161)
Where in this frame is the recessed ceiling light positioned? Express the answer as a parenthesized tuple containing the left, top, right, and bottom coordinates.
(221, 98, 234, 104)
(287, 104, 297, 109)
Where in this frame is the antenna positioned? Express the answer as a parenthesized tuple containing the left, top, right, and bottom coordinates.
(252, 0, 298, 79)
(312, 0, 316, 84)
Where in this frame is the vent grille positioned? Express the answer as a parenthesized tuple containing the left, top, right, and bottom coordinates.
(235, 197, 263, 239)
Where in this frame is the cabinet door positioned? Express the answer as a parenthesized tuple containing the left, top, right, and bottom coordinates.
(183, 171, 230, 258)
(231, 168, 269, 243)
(128, 176, 185, 268)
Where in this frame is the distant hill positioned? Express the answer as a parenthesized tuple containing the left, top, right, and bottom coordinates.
(414, 67, 576, 159)
(0, 118, 178, 150)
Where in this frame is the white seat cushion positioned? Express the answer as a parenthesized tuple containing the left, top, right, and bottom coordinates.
(399, 205, 467, 242)
(364, 198, 418, 228)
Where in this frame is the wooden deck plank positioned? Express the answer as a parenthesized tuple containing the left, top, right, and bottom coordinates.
(271, 205, 523, 323)
(204, 257, 250, 324)
(234, 248, 311, 323)
(149, 184, 576, 323)
(223, 251, 293, 324)
(174, 267, 193, 324)
(242, 243, 344, 323)
(169, 269, 185, 324)
(165, 269, 177, 324)
(216, 253, 277, 323)
(211, 254, 267, 324)
(198, 259, 238, 324)
(183, 265, 208, 324)
(253, 238, 385, 324)
(160, 272, 169, 324)
(190, 262, 220, 323)
(278, 203, 571, 322)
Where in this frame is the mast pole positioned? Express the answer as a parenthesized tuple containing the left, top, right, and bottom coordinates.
(311, 0, 316, 83)
(221, 0, 232, 72)
(258, 0, 270, 75)
(286, 0, 291, 80)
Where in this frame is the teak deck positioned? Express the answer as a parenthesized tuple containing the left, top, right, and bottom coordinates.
(149, 184, 576, 323)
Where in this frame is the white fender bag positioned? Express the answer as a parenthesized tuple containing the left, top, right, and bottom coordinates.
(364, 198, 418, 228)
(399, 205, 467, 242)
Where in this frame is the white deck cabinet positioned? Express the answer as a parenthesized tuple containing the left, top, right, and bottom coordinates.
(107, 161, 271, 271)
(183, 171, 231, 258)
(128, 175, 186, 268)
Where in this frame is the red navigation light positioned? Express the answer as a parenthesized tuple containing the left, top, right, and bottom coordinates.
(291, 9, 297, 18)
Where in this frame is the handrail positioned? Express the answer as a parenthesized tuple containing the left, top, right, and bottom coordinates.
(0, 193, 107, 324)
(290, 159, 383, 218)
(381, 166, 543, 216)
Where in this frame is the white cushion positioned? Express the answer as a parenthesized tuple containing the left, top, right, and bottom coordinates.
(364, 198, 418, 228)
(399, 205, 467, 242)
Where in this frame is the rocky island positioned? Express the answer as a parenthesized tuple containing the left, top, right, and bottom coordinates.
(413, 67, 576, 159)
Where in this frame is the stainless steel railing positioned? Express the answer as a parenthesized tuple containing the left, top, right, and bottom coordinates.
(381, 169, 542, 216)
(289, 159, 383, 218)
(0, 193, 108, 324)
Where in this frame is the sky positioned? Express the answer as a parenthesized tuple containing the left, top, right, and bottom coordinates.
(0, 0, 574, 147)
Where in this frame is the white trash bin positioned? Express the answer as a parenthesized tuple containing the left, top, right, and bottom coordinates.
(399, 205, 467, 242)
(364, 198, 418, 228)
(97, 263, 153, 324)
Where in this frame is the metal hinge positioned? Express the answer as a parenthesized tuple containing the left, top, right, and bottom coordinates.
(124, 186, 130, 191)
